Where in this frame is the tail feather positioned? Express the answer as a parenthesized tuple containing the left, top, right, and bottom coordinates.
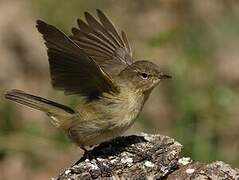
(5, 89, 76, 128)
(5, 89, 75, 114)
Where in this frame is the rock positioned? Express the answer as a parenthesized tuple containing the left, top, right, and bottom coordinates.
(54, 133, 239, 180)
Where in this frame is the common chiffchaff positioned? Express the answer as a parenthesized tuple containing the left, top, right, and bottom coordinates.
(5, 9, 171, 152)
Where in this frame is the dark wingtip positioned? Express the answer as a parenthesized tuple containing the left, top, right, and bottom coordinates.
(96, 9, 107, 20)
(36, 19, 43, 25)
(84, 11, 91, 19)
(76, 18, 82, 26)
(36, 19, 45, 28)
(4, 90, 11, 99)
(71, 27, 78, 34)
(36, 19, 48, 33)
(5, 89, 22, 99)
(96, 9, 103, 15)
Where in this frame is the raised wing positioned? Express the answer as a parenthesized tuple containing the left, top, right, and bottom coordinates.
(70, 9, 133, 76)
(36, 20, 118, 99)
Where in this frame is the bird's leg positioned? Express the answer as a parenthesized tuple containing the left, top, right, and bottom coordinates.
(72, 146, 112, 176)
(82, 147, 95, 160)
(72, 147, 93, 166)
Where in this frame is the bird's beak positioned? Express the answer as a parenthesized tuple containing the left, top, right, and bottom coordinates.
(158, 72, 172, 80)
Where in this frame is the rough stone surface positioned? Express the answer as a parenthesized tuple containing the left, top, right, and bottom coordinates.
(167, 161, 239, 180)
(54, 133, 239, 180)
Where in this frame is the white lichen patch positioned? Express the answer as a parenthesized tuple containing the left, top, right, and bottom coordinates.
(186, 168, 195, 174)
(64, 169, 71, 175)
(169, 150, 177, 156)
(108, 156, 114, 159)
(142, 133, 155, 142)
(96, 157, 104, 162)
(121, 152, 128, 156)
(174, 141, 182, 147)
(85, 161, 100, 171)
(110, 159, 118, 164)
(178, 157, 191, 165)
(121, 157, 133, 164)
(160, 166, 169, 176)
(90, 163, 100, 170)
(144, 161, 155, 168)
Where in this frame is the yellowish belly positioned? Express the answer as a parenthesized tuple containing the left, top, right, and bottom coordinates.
(67, 91, 145, 147)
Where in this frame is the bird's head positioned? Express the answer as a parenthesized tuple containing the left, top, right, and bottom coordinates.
(118, 60, 171, 93)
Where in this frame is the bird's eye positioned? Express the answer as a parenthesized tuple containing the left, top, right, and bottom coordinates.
(141, 73, 148, 79)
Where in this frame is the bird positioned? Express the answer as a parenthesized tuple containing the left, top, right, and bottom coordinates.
(5, 9, 171, 152)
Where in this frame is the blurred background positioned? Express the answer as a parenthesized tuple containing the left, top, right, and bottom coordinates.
(0, 0, 239, 179)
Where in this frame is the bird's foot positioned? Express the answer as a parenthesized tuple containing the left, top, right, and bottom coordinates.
(73, 147, 112, 176)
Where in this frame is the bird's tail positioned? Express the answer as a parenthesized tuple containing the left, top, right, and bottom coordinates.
(5, 89, 75, 128)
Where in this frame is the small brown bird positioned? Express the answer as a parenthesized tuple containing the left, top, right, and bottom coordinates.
(5, 10, 171, 151)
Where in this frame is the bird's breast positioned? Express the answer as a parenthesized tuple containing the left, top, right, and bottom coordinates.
(69, 90, 146, 146)
(103, 90, 145, 129)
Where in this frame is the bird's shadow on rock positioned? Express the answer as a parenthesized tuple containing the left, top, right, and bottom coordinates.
(76, 135, 147, 164)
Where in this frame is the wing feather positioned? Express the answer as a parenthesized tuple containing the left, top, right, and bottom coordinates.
(36, 20, 118, 99)
(70, 10, 133, 76)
